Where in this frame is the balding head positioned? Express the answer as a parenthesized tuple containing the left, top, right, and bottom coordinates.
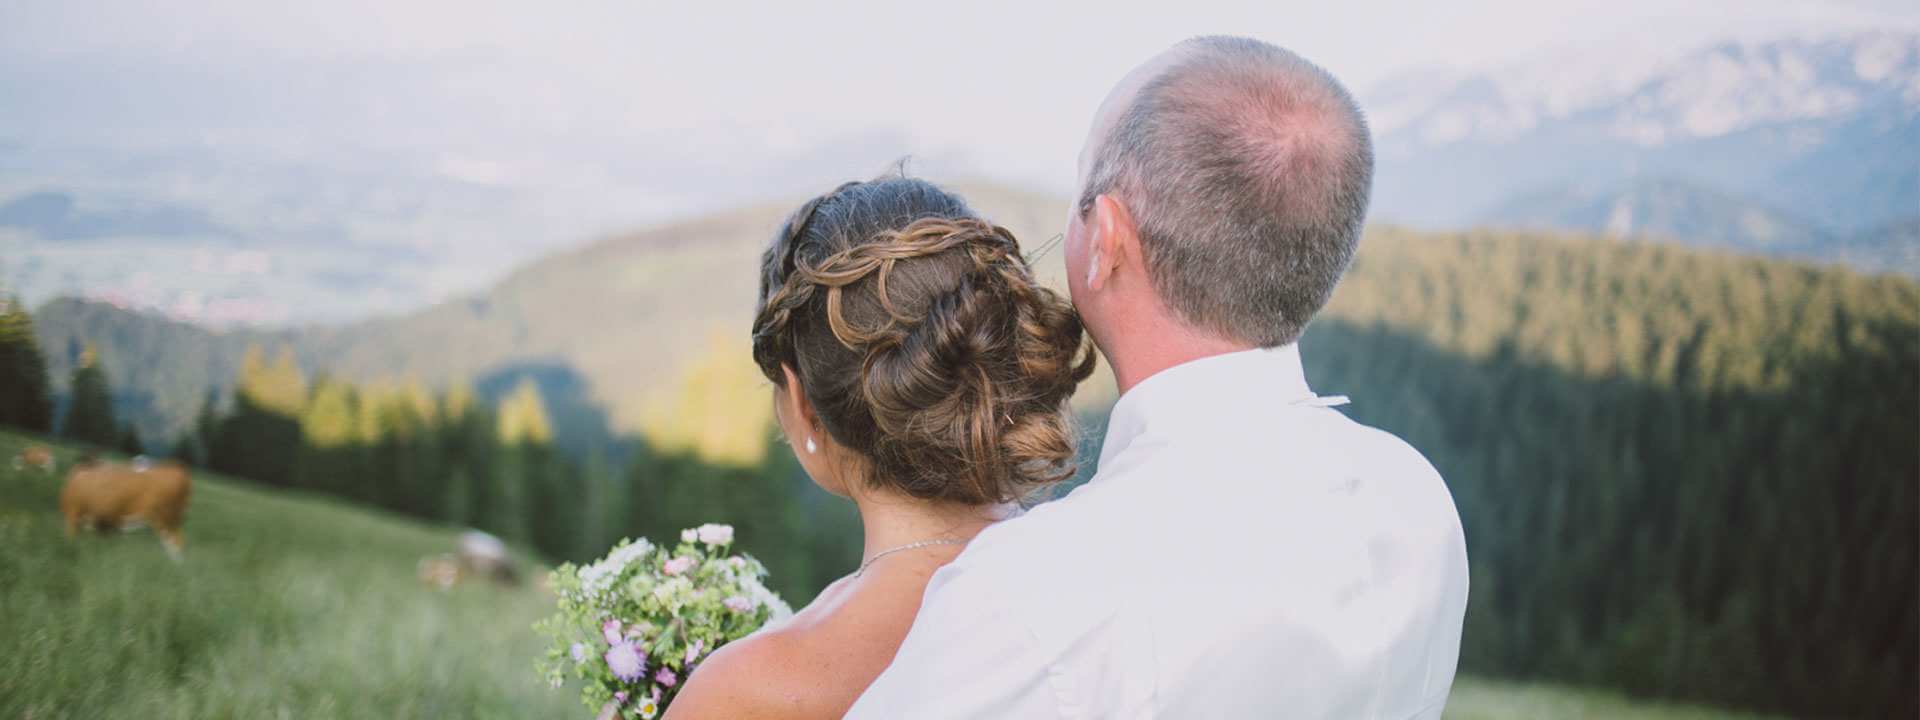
(1075, 36, 1372, 348)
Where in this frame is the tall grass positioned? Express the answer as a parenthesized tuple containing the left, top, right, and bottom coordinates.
(0, 430, 574, 718)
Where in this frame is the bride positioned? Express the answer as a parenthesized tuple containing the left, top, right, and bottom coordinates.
(663, 175, 1095, 718)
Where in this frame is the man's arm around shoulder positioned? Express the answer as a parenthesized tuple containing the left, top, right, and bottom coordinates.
(846, 561, 1064, 719)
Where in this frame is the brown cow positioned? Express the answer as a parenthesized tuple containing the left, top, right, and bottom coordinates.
(12, 444, 55, 474)
(60, 457, 192, 560)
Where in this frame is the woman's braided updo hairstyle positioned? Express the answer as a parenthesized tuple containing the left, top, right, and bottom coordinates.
(751, 176, 1097, 505)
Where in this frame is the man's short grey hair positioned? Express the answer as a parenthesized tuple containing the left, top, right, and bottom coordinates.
(1078, 35, 1372, 348)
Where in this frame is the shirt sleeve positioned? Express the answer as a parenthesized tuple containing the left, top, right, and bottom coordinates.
(845, 562, 1067, 719)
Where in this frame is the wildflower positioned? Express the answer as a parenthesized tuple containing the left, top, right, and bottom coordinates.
(570, 642, 590, 664)
(605, 642, 646, 682)
(614, 690, 629, 705)
(685, 638, 705, 665)
(663, 556, 695, 576)
(724, 595, 753, 613)
(681, 528, 699, 543)
(602, 619, 623, 645)
(655, 667, 678, 687)
(696, 523, 734, 546)
(637, 697, 660, 718)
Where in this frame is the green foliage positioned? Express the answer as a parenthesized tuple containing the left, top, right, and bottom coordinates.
(0, 295, 54, 432)
(497, 378, 554, 446)
(1303, 228, 1919, 718)
(1443, 676, 1783, 720)
(61, 348, 119, 448)
(208, 343, 305, 486)
(0, 430, 576, 718)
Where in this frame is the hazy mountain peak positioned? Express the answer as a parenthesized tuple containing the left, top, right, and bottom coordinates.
(1368, 31, 1920, 148)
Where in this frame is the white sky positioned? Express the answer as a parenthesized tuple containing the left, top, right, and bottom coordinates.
(1, 0, 1916, 321)
(6, 0, 1915, 192)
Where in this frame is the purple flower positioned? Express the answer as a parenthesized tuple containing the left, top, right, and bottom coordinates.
(605, 641, 647, 682)
(602, 619, 623, 645)
(724, 595, 753, 613)
(684, 638, 705, 665)
(614, 690, 629, 705)
(655, 667, 678, 687)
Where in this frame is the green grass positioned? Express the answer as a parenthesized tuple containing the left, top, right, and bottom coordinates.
(0, 430, 576, 719)
(1, 430, 1777, 719)
(1445, 676, 1779, 719)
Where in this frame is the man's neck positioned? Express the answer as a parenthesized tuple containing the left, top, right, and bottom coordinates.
(1101, 317, 1253, 396)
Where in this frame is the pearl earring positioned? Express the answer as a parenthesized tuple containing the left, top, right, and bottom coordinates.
(805, 436, 817, 454)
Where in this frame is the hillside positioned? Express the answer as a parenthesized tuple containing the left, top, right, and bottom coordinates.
(32, 181, 1107, 459)
(1306, 228, 1918, 717)
(0, 430, 574, 717)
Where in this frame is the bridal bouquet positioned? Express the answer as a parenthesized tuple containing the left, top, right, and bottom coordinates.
(536, 524, 791, 719)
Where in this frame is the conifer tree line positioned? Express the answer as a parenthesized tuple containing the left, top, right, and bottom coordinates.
(170, 343, 859, 593)
(1304, 229, 1919, 718)
(0, 304, 858, 601)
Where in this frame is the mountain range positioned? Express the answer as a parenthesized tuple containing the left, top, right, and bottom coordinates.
(1366, 31, 1919, 275)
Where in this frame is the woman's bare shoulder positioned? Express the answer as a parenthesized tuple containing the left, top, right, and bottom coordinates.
(664, 572, 927, 720)
(664, 625, 811, 719)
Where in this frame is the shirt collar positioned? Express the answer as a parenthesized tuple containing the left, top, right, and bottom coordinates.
(1095, 343, 1316, 471)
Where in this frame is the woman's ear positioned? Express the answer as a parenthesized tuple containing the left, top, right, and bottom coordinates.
(778, 363, 819, 435)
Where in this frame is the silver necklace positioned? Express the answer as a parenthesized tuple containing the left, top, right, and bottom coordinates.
(856, 538, 968, 577)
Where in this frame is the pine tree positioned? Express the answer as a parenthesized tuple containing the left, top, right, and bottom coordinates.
(62, 347, 119, 448)
(0, 295, 54, 432)
(117, 425, 144, 456)
(486, 378, 552, 544)
(210, 343, 307, 486)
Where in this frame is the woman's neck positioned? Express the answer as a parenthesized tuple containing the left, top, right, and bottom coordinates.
(851, 490, 1013, 561)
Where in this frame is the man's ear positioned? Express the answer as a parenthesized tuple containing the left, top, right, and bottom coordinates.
(1089, 193, 1139, 292)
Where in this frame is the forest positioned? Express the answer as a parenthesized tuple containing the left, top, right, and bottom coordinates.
(2, 225, 1915, 718)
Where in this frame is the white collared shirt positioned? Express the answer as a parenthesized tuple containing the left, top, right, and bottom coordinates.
(847, 344, 1470, 719)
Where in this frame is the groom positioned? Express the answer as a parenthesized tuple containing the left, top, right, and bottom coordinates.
(848, 36, 1469, 718)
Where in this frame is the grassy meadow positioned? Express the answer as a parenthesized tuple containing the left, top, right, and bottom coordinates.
(0, 430, 575, 719)
(1, 428, 1784, 719)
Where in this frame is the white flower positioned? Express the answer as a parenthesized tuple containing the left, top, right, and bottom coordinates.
(578, 563, 613, 595)
(637, 698, 660, 719)
(605, 539, 653, 570)
(724, 595, 752, 613)
(570, 642, 590, 664)
(742, 576, 794, 621)
(680, 528, 699, 544)
(696, 523, 735, 546)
